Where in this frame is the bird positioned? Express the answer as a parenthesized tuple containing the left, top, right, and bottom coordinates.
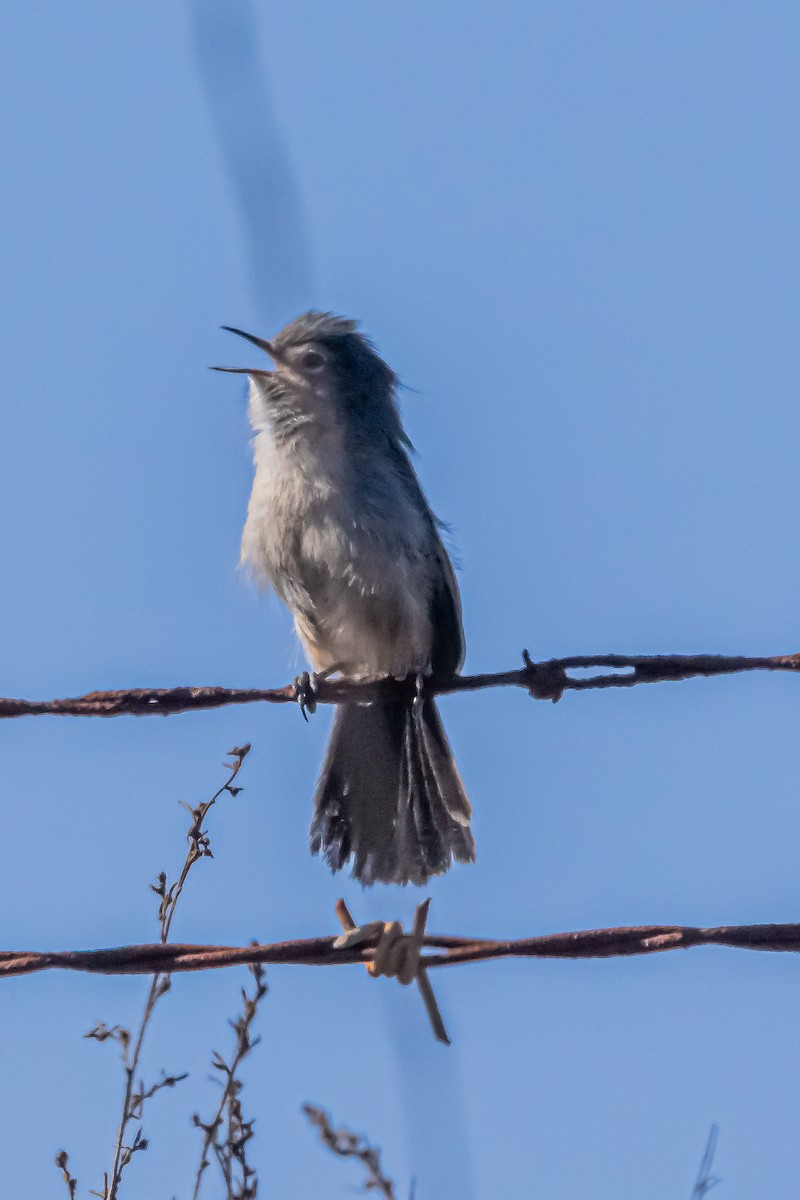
(214, 311, 475, 885)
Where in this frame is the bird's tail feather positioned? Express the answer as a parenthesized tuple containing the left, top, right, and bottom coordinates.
(310, 698, 474, 886)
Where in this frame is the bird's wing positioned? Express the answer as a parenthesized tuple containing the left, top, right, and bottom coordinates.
(387, 439, 465, 676)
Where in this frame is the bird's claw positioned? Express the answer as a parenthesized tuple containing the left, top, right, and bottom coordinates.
(293, 671, 319, 721)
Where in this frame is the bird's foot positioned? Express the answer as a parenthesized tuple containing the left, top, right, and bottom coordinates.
(293, 671, 320, 721)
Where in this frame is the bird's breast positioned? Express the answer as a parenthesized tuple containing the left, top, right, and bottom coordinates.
(242, 432, 436, 676)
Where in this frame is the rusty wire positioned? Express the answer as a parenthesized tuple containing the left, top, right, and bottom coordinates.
(4, 917, 800, 980)
(0, 649, 799, 719)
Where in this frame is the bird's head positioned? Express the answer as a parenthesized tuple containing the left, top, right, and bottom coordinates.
(213, 311, 404, 446)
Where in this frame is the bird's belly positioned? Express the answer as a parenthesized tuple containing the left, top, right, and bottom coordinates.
(294, 564, 433, 679)
(246, 449, 437, 678)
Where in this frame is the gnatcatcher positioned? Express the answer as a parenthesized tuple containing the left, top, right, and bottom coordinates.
(214, 311, 475, 885)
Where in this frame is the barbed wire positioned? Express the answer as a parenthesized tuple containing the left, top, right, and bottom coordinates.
(4, 915, 800, 980)
(1, 649, 799, 719)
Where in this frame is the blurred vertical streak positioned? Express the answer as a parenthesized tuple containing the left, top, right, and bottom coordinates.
(381, 981, 478, 1200)
(187, 0, 314, 325)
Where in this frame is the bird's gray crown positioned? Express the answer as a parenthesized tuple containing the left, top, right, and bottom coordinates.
(271, 311, 393, 381)
(271, 311, 359, 351)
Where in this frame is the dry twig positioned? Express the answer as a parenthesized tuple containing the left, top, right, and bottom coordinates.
(303, 1104, 396, 1199)
(192, 962, 268, 1200)
(79, 744, 250, 1199)
(55, 1150, 78, 1199)
(1, 649, 799, 719)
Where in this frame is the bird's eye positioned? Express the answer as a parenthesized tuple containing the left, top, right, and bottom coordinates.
(301, 349, 325, 372)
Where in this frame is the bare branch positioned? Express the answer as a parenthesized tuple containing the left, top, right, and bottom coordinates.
(55, 1151, 78, 1199)
(192, 963, 267, 1200)
(1, 650, 799, 718)
(303, 1104, 396, 1199)
(87, 744, 250, 1200)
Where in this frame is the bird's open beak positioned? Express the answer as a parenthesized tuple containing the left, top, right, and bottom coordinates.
(210, 325, 284, 376)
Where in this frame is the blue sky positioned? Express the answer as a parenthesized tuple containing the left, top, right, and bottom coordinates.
(2, 2, 800, 1196)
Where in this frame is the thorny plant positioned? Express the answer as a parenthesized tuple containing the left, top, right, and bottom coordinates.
(56, 743, 251, 1200)
(303, 1104, 397, 1199)
(192, 962, 268, 1200)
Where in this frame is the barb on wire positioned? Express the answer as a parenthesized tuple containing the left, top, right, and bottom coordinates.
(334, 897, 450, 1045)
(1, 649, 799, 719)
